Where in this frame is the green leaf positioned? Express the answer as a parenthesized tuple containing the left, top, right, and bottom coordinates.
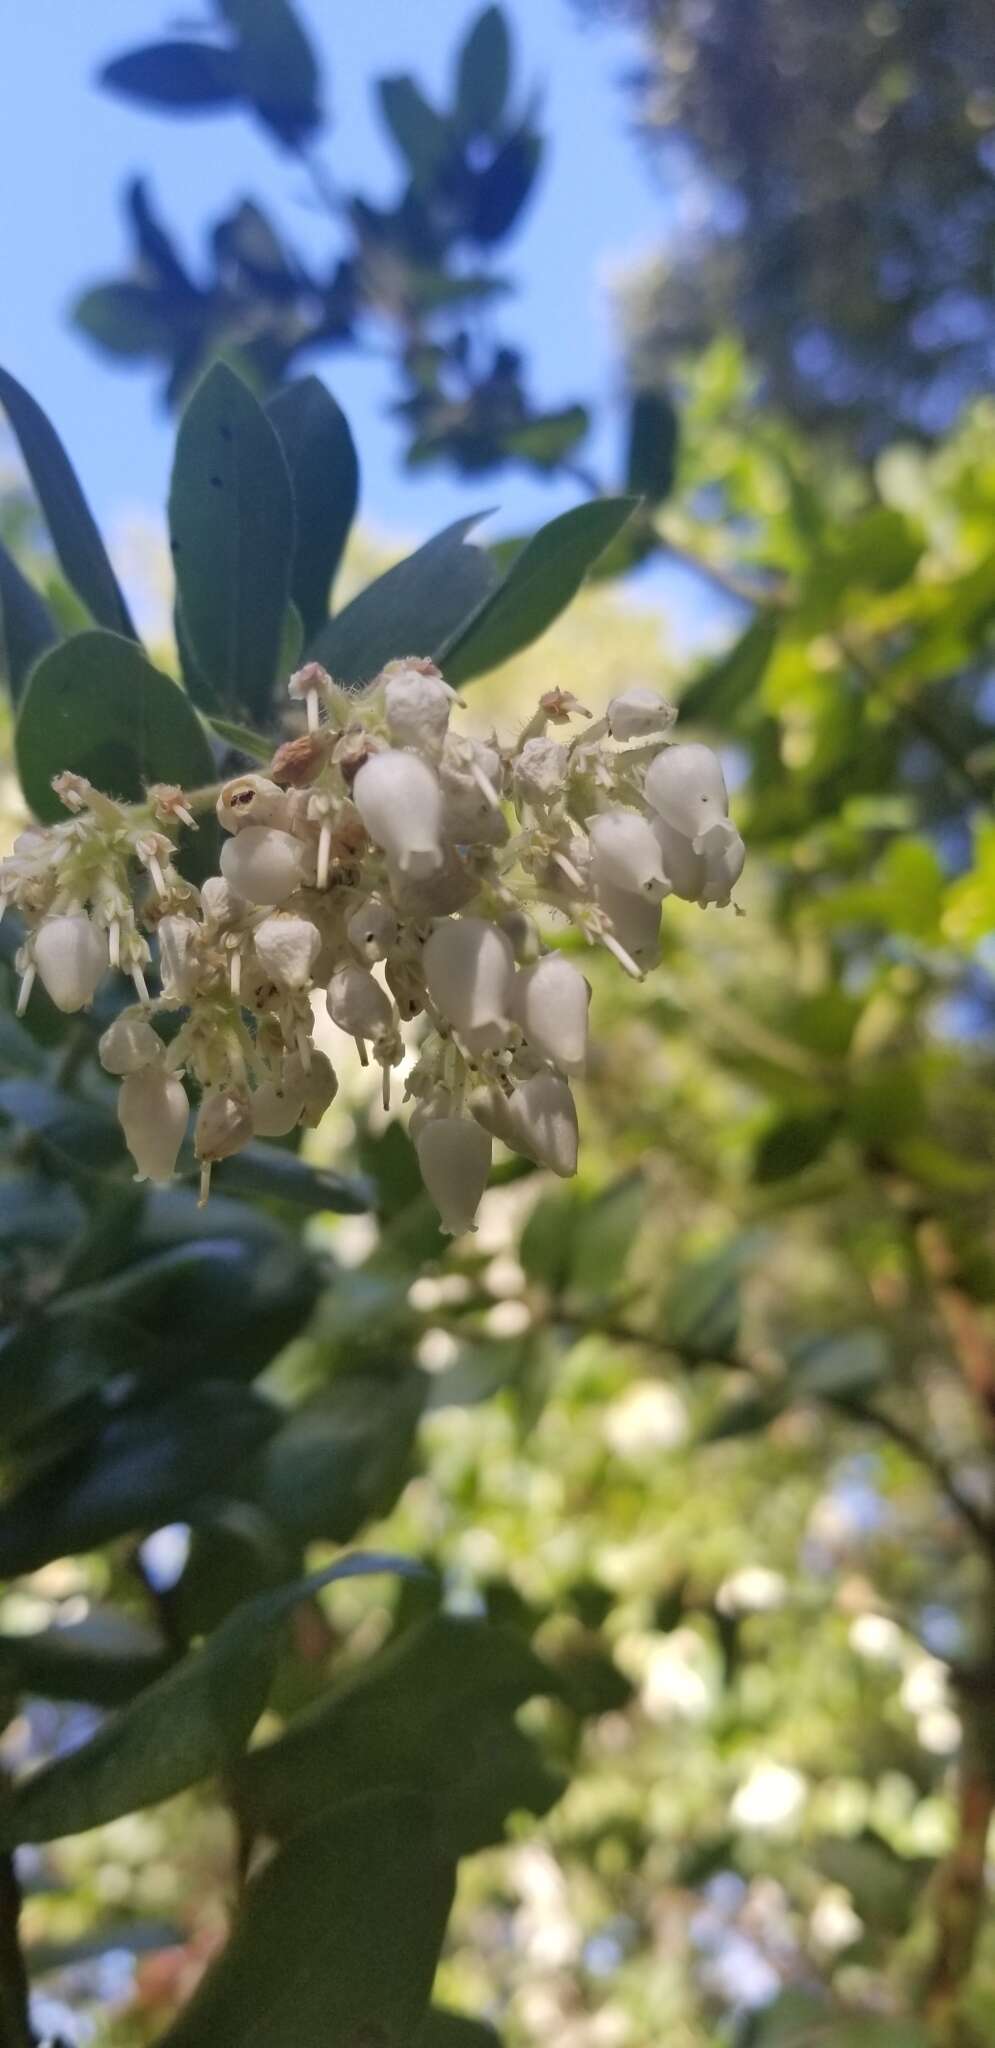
(788, 1328, 892, 1402)
(0, 1077, 125, 1172)
(309, 512, 498, 686)
(74, 283, 175, 361)
(14, 630, 214, 823)
(379, 76, 452, 185)
(221, 0, 323, 146)
(665, 1232, 767, 1361)
(502, 404, 590, 471)
(100, 41, 241, 110)
(265, 378, 359, 635)
(0, 1383, 278, 1579)
(565, 1174, 645, 1305)
(203, 1140, 374, 1214)
(626, 389, 678, 505)
(0, 539, 58, 701)
(161, 1789, 454, 2048)
(258, 1370, 426, 1543)
(233, 1613, 559, 1845)
(0, 1554, 414, 1846)
(744, 1992, 930, 2047)
(416, 2012, 502, 2048)
(169, 362, 295, 719)
(520, 1185, 583, 1294)
(0, 366, 136, 638)
(0, 1610, 169, 1708)
(678, 611, 779, 728)
(753, 1109, 838, 1183)
(208, 714, 273, 763)
(441, 498, 638, 684)
(456, 7, 511, 135)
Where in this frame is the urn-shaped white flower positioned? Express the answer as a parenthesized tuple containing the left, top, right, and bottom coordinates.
(326, 963, 394, 1043)
(346, 898, 399, 963)
(644, 742, 729, 844)
(249, 1075, 305, 1138)
(423, 917, 515, 1038)
(99, 1014, 162, 1076)
(415, 1114, 492, 1234)
(352, 750, 443, 877)
(157, 915, 201, 1002)
(34, 914, 108, 1013)
(652, 817, 705, 901)
(512, 953, 590, 1074)
(220, 827, 305, 906)
(118, 1066, 189, 1182)
(588, 809, 670, 902)
(697, 820, 746, 907)
(596, 877, 662, 972)
(195, 1089, 253, 1164)
(607, 687, 677, 741)
(383, 665, 453, 753)
(506, 1072, 579, 1177)
(252, 914, 321, 992)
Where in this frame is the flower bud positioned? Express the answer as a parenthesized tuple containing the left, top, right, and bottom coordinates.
(607, 687, 677, 740)
(220, 826, 305, 906)
(506, 1072, 578, 1177)
(200, 875, 243, 924)
(415, 1115, 492, 1235)
(423, 917, 515, 1039)
(346, 898, 399, 963)
(118, 1066, 189, 1183)
(326, 963, 394, 1043)
(34, 914, 108, 1013)
(99, 1014, 162, 1076)
(250, 1074, 306, 1138)
(352, 750, 443, 877)
(512, 953, 590, 1074)
(195, 1089, 253, 1163)
(513, 736, 568, 807)
(383, 664, 453, 753)
(697, 819, 746, 907)
(588, 809, 670, 902)
(217, 775, 289, 833)
(439, 737, 505, 843)
(596, 878, 662, 971)
(652, 818, 705, 902)
(252, 914, 321, 992)
(157, 915, 201, 1002)
(644, 742, 729, 843)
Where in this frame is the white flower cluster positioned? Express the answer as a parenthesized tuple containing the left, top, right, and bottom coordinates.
(1, 660, 744, 1227)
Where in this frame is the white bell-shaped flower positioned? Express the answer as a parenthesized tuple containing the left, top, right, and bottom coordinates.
(200, 875, 244, 924)
(252, 914, 321, 992)
(644, 742, 729, 844)
(118, 1066, 189, 1183)
(439, 736, 505, 843)
(216, 775, 290, 833)
(326, 963, 394, 1043)
(99, 1014, 162, 1076)
(34, 914, 108, 1013)
(220, 826, 305, 906)
(415, 1115, 492, 1235)
(157, 915, 201, 1002)
(346, 898, 399, 963)
(423, 917, 515, 1038)
(195, 1089, 253, 1163)
(352, 750, 443, 877)
(250, 1073, 306, 1138)
(588, 809, 670, 902)
(607, 687, 677, 740)
(387, 848, 476, 919)
(300, 1050, 338, 1126)
(513, 736, 568, 807)
(383, 664, 453, 753)
(596, 877, 662, 972)
(512, 953, 590, 1074)
(653, 817, 705, 901)
(697, 819, 746, 907)
(506, 1072, 578, 1178)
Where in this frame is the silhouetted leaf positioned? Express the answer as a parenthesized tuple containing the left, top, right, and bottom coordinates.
(74, 283, 175, 361)
(15, 630, 214, 823)
(469, 125, 543, 243)
(503, 404, 589, 470)
(169, 363, 295, 719)
(100, 40, 240, 111)
(0, 1611, 169, 1708)
(220, 0, 323, 145)
(266, 378, 359, 634)
(626, 389, 679, 505)
(0, 367, 136, 637)
(456, 7, 512, 135)
(679, 611, 779, 727)
(161, 1790, 454, 2048)
(441, 498, 638, 682)
(0, 540, 58, 700)
(204, 1141, 373, 1214)
(379, 76, 452, 186)
(310, 512, 498, 686)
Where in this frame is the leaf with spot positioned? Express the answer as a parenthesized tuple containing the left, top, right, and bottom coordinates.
(0, 367, 136, 638)
(169, 362, 295, 719)
(14, 630, 214, 822)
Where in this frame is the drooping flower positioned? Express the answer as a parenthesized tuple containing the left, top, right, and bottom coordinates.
(415, 1115, 492, 1235)
(352, 750, 443, 877)
(512, 953, 590, 1074)
(118, 1066, 189, 1183)
(34, 914, 108, 1013)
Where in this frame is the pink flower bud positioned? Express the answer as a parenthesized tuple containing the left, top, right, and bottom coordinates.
(118, 1067, 189, 1183)
(512, 953, 590, 1074)
(220, 826, 305, 906)
(34, 914, 108, 1013)
(353, 750, 443, 877)
(415, 1115, 492, 1235)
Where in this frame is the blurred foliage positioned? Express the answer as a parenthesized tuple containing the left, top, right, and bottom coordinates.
(0, 3, 994, 2047)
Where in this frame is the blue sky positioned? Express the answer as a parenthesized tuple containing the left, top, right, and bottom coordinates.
(0, 0, 668, 557)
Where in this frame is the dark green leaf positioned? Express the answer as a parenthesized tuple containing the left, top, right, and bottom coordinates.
(678, 611, 779, 728)
(626, 389, 679, 505)
(0, 1077, 125, 1171)
(0, 1383, 278, 1578)
(100, 41, 241, 110)
(310, 512, 498, 686)
(0, 366, 136, 637)
(416, 2011, 502, 2048)
(220, 0, 323, 145)
(0, 1554, 413, 1845)
(753, 1109, 838, 1183)
(744, 1992, 929, 2047)
(379, 76, 452, 185)
(204, 1140, 374, 1214)
(73, 282, 175, 361)
(469, 126, 543, 244)
(456, 7, 511, 135)
(788, 1328, 892, 1402)
(169, 362, 295, 719)
(502, 404, 589, 471)
(161, 1790, 454, 2048)
(0, 539, 58, 700)
(0, 1610, 169, 1708)
(441, 498, 638, 683)
(665, 1232, 767, 1361)
(208, 714, 273, 763)
(565, 1174, 645, 1305)
(259, 1371, 425, 1543)
(519, 1185, 583, 1294)
(15, 630, 214, 823)
(265, 378, 359, 635)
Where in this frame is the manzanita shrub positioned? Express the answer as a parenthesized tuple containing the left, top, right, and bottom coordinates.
(0, 350, 745, 2045)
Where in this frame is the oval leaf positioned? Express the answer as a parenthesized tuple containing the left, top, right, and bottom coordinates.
(100, 40, 241, 111)
(441, 497, 638, 683)
(309, 512, 498, 687)
(0, 539, 58, 701)
(169, 362, 295, 719)
(15, 630, 214, 823)
(265, 378, 359, 636)
(456, 7, 512, 136)
(0, 367, 136, 638)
